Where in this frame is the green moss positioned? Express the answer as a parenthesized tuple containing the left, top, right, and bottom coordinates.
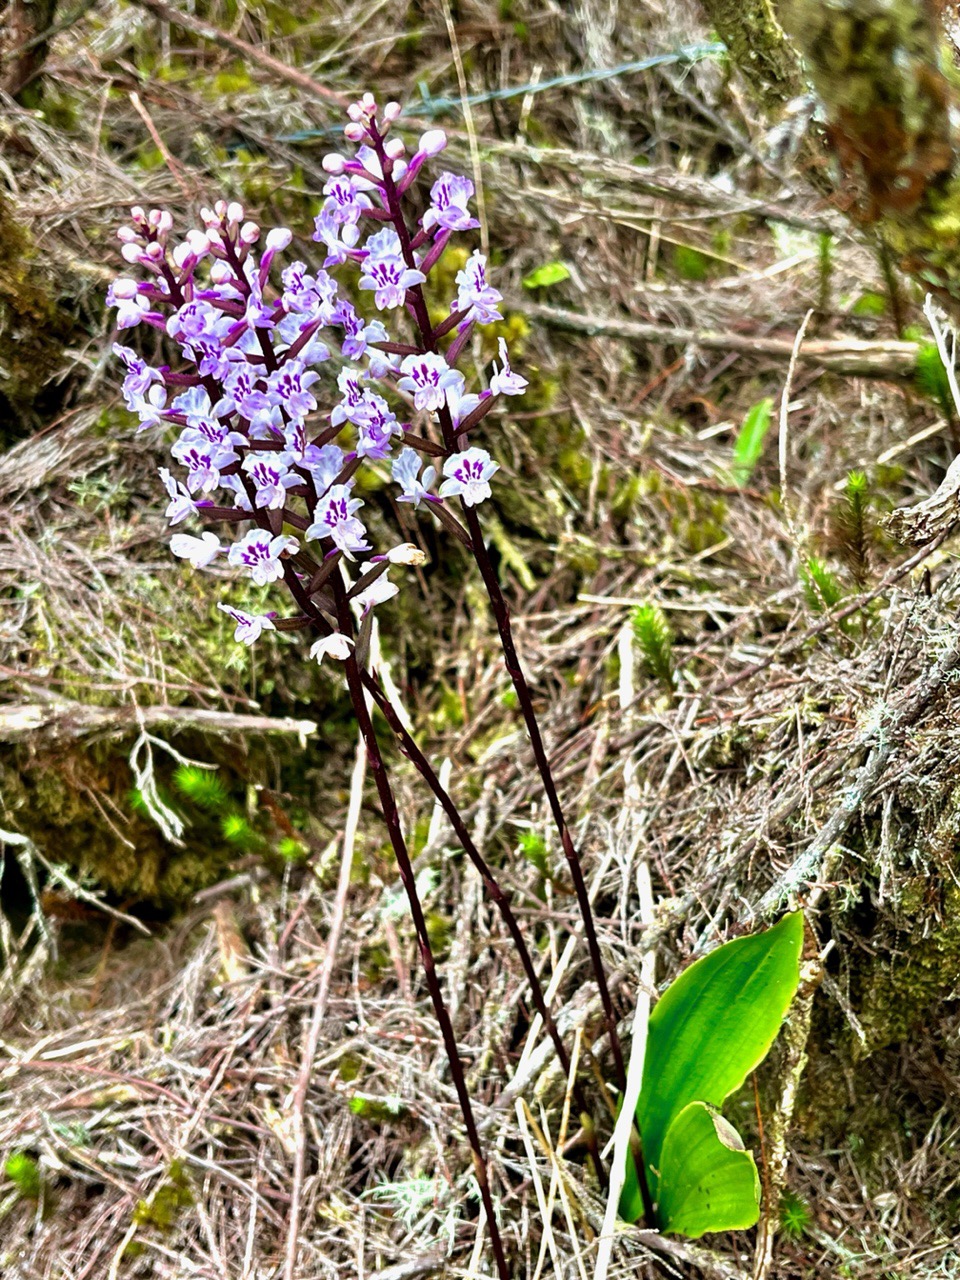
(0, 197, 76, 434)
(4, 1152, 42, 1200)
(132, 1160, 194, 1231)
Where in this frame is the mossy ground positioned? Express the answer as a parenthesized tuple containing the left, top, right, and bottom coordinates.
(2, 1, 960, 1277)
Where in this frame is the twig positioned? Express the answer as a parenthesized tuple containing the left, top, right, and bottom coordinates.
(0, 699, 317, 743)
(283, 729, 365, 1280)
(520, 302, 920, 377)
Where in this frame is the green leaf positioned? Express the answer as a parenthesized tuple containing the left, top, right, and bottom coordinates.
(656, 1101, 760, 1237)
(730, 397, 774, 487)
(522, 261, 571, 289)
(619, 911, 803, 1224)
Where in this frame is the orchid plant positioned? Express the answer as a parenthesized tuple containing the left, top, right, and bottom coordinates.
(107, 93, 635, 1275)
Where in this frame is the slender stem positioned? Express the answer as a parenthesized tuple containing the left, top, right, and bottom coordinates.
(279, 557, 511, 1277)
(328, 576, 511, 1280)
(360, 669, 607, 1188)
(460, 506, 627, 1087)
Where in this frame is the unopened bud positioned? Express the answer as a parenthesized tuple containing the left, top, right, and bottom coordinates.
(265, 227, 292, 251)
(117, 226, 139, 244)
(226, 201, 244, 225)
(344, 122, 366, 142)
(384, 137, 405, 160)
(418, 129, 447, 157)
(112, 277, 139, 298)
(121, 242, 143, 263)
(210, 260, 232, 283)
(322, 152, 346, 175)
(383, 101, 402, 122)
(239, 221, 260, 244)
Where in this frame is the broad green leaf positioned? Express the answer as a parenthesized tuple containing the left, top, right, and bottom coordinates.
(730, 397, 774, 487)
(656, 1101, 760, 1237)
(522, 261, 571, 289)
(619, 911, 803, 1223)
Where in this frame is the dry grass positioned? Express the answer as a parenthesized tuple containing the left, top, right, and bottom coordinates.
(2, 0, 960, 1276)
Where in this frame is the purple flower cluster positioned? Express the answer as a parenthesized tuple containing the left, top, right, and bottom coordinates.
(109, 95, 527, 656)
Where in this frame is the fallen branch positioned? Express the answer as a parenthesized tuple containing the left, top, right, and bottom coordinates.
(521, 302, 920, 378)
(748, 625, 960, 920)
(0, 700, 316, 743)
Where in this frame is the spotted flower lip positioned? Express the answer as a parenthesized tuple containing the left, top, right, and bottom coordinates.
(398, 353, 465, 413)
(305, 484, 370, 559)
(438, 448, 499, 507)
(227, 531, 299, 585)
(241, 452, 300, 510)
(217, 602, 277, 645)
(423, 173, 481, 234)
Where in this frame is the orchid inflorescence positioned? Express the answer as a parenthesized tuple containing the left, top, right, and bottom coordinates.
(109, 92, 526, 660)
(108, 94, 632, 1279)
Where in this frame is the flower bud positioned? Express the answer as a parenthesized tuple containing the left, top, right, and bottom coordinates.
(121, 242, 143, 263)
(117, 226, 139, 244)
(144, 241, 164, 260)
(344, 122, 366, 142)
(210, 260, 232, 283)
(383, 101, 402, 122)
(386, 542, 427, 566)
(240, 221, 260, 244)
(265, 227, 292, 251)
(156, 210, 174, 236)
(384, 137, 405, 160)
(186, 229, 210, 254)
(130, 205, 146, 224)
(418, 129, 447, 157)
(322, 152, 346, 174)
(214, 199, 228, 218)
(112, 277, 140, 298)
(226, 201, 244, 225)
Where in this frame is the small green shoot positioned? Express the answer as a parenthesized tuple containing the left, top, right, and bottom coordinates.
(850, 291, 886, 317)
(801, 558, 845, 613)
(173, 765, 229, 811)
(5, 1151, 42, 1200)
(673, 244, 711, 282)
(221, 813, 257, 847)
(830, 470, 872, 588)
(522, 260, 571, 289)
(779, 1190, 814, 1240)
(914, 339, 954, 420)
(631, 602, 675, 692)
(519, 830, 549, 878)
(730, 397, 774, 487)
